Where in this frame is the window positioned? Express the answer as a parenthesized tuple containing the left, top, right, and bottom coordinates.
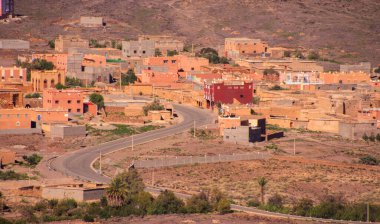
(172, 60, 176, 63)
(68, 109, 72, 112)
(142, 50, 146, 54)
(81, 66, 85, 72)
(240, 95, 244, 98)
(134, 50, 137, 54)
(242, 51, 245, 54)
(17, 114, 20, 118)
(77, 100, 81, 104)
(25, 114, 28, 118)
(16, 121, 20, 127)
(55, 100, 59, 104)
(163, 60, 168, 64)
(77, 109, 81, 113)
(68, 100, 72, 104)
(191, 67, 194, 71)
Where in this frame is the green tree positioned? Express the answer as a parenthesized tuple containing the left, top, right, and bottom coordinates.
(307, 51, 320, 60)
(89, 93, 105, 110)
(55, 83, 67, 90)
(155, 48, 162, 57)
(148, 190, 185, 214)
(294, 50, 305, 59)
(133, 191, 154, 215)
(216, 198, 231, 214)
(122, 168, 145, 196)
(48, 40, 55, 49)
(167, 50, 178, 56)
(22, 154, 43, 167)
(219, 57, 229, 64)
(362, 133, 369, 141)
(65, 77, 82, 87)
(25, 93, 41, 98)
(143, 100, 165, 116)
(31, 59, 54, 70)
(258, 177, 268, 204)
(284, 51, 291, 57)
(185, 192, 211, 213)
(106, 174, 128, 207)
(198, 48, 220, 64)
(121, 69, 137, 86)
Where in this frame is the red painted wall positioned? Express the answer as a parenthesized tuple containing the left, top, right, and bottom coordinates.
(204, 81, 254, 106)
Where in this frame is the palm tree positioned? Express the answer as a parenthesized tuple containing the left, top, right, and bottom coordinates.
(258, 177, 268, 205)
(106, 175, 128, 207)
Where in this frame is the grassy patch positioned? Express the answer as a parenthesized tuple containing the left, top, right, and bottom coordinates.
(0, 170, 28, 180)
(266, 124, 289, 132)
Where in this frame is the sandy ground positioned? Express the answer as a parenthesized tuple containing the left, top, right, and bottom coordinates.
(47, 213, 327, 224)
(101, 130, 380, 205)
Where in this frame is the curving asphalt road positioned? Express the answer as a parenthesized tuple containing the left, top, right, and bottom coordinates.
(50, 103, 372, 224)
(51, 103, 214, 183)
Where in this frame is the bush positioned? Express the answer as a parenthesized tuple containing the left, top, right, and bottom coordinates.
(0, 170, 28, 180)
(89, 93, 105, 110)
(30, 59, 54, 70)
(186, 192, 212, 214)
(133, 191, 154, 215)
(25, 93, 41, 98)
(34, 200, 48, 212)
(362, 133, 369, 141)
(247, 199, 260, 207)
(121, 69, 137, 86)
(369, 134, 376, 142)
(55, 83, 67, 90)
(293, 198, 314, 216)
(377, 134, 380, 142)
(267, 193, 284, 209)
(359, 156, 379, 165)
(143, 100, 165, 116)
(22, 154, 43, 167)
(53, 199, 78, 216)
(269, 85, 285, 91)
(148, 190, 185, 215)
(82, 214, 95, 222)
(216, 198, 231, 214)
(307, 51, 320, 60)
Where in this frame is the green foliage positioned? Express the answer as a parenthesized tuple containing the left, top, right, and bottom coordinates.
(143, 100, 165, 116)
(263, 68, 279, 76)
(0, 217, 12, 224)
(252, 96, 260, 105)
(284, 51, 291, 57)
(294, 50, 305, 59)
(121, 69, 137, 86)
(197, 48, 227, 64)
(247, 199, 260, 207)
(0, 170, 28, 180)
(368, 133, 376, 142)
(89, 93, 105, 110)
(30, 59, 54, 70)
(216, 198, 231, 214)
(267, 193, 284, 209)
(167, 50, 178, 56)
(65, 77, 83, 87)
(55, 83, 67, 90)
(266, 124, 288, 132)
(90, 39, 106, 48)
(374, 66, 380, 73)
(265, 143, 281, 153)
(258, 177, 268, 204)
(148, 190, 185, 214)
(293, 198, 314, 216)
(25, 93, 41, 98)
(269, 85, 285, 90)
(186, 192, 212, 214)
(307, 51, 320, 60)
(183, 44, 192, 52)
(362, 133, 369, 141)
(48, 40, 55, 49)
(359, 155, 379, 165)
(22, 154, 43, 167)
(189, 128, 216, 140)
(155, 48, 162, 56)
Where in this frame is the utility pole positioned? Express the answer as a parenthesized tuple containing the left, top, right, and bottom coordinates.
(367, 203, 370, 223)
(152, 169, 155, 186)
(293, 138, 296, 155)
(28, 167, 31, 185)
(193, 120, 196, 138)
(132, 135, 134, 151)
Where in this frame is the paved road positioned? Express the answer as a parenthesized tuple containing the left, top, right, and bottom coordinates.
(51, 103, 214, 183)
(50, 103, 373, 224)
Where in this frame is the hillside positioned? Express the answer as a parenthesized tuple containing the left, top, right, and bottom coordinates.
(1, 0, 379, 64)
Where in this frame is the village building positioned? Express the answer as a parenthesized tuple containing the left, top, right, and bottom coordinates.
(0, 66, 27, 83)
(122, 39, 155, 58)
(79, 16, 104, 27)
(0, 149, 16, 166)
(42, 184, 106, 202)
(43, 89, 84, 114)
(55, 35, 89, 53)
(0, 0, 14, 19)
(138, 35, 184, 55)
(204, 80, 254, 109)
(32, 54, 68, 72)
(0, 39, 30, 49)
(0, 89, 23, 108)
(224, 38, 269, 59)
(31, 70, 65, 92)
(340, 62, 371, 74)
(0, 108, 33, 130)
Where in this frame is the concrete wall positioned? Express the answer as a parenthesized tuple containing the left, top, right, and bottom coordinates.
(42, 187, 105, 202)
(0, 40, 30, 49)
(50, 125, 86, 139)
(224, 126, 261, 144)
(339, 121, 379, 140)
(80, 16, 103, 27)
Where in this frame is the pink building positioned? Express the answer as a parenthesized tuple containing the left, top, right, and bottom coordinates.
(0, 66, 27, 83)
(140, 70, 178, 84)
(43, 89, 84, 114)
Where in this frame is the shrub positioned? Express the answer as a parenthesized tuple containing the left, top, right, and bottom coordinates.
(185, 192, 212, 214)
(148, 190, 185, 214)
(82, 214, 95, 222)
(133, 191, 154, 215)
(121, 69, 137, 86)
(267, 193, 284, 209)
(25, 93, 41, 98)
(0, 170, 28, 180)
(55, 83, 67, 90)
(216, 198, 231, 214)
(247, 199, 260, 207)
(269, 85, 285, 91)
(293, 198, 314, 216)
(34, 200, 48, 212)
(377, 134, 380, 142)
(0, 217, 12, 224)
(369, 134, 376, 142)
(307, 51, 320, 60)
(22, 154, 43, 167)
(48, 199, 59, 209)
(143, 100, 165, 116)
(53, 199, 78, 216)
(359, 156, 379, 165)
(89, 93, 105, 110)
(362, 133, 369, 141)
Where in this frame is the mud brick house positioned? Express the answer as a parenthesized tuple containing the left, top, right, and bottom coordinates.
(0, 66, 27, 82)
(32, 54, 68, 72)
(138, 35, 184, 55)
(224, 38, 268, 59)
(43, 89, 84, 115)
(55, 35, 89, 53)
(0, 89, 23, 108)
(204, 80, 254, 109)
(31, 70, 65, 92)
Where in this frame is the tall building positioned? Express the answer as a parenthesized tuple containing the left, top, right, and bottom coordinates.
(0, 0, 14, 19)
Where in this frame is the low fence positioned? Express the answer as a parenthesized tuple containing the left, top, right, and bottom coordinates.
(0, 128, 41, 135)
(134, 152, 271, 169)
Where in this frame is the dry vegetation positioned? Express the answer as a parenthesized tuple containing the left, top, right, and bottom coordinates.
(1, 0, 378, 64)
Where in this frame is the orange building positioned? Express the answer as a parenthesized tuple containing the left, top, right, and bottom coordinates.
(0, 108, 32, 130)
(82, 54, 107, 67)
(140, 70, 178, 84)
(319, 72, 371, 84)
(0, 66, 27, 83)
(31, 70, 65, 92)
(141, 55, 209, 73)
(224, 38, 268, 59)
(32, 108, 68, 124)
(32, 54, 68, 72)
(43, 89, 84, 114)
